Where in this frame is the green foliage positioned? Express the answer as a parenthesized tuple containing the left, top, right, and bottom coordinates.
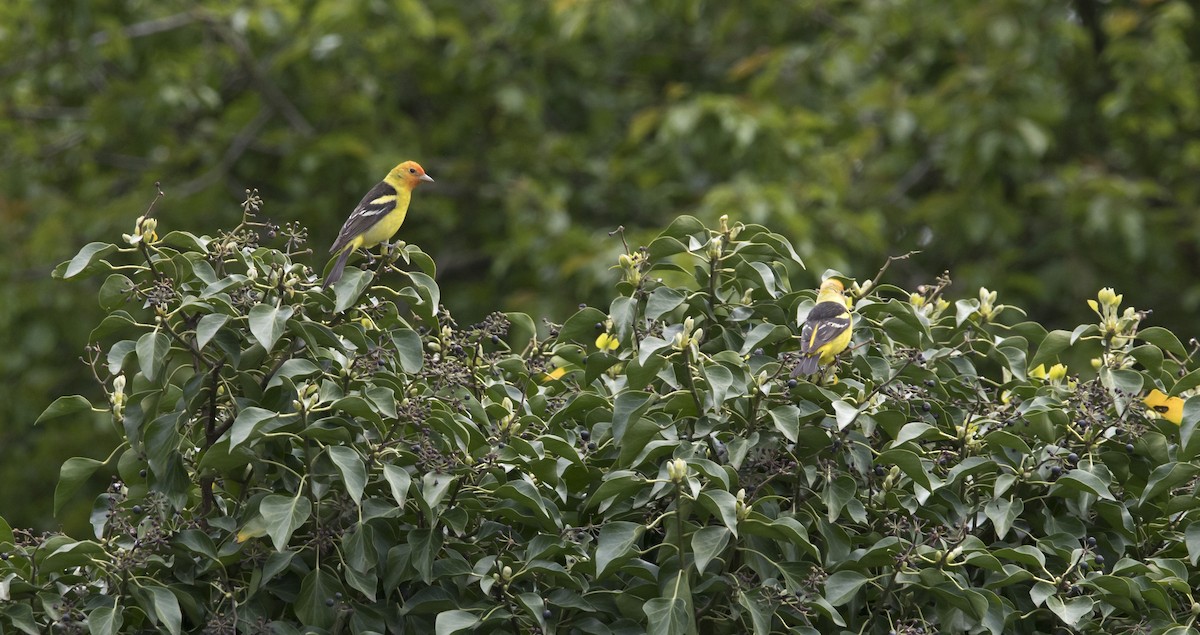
(5, 0, 1200, 532)
(6, 209, 1200, 633)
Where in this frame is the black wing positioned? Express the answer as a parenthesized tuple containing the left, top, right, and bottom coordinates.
(328, 181, 399, 254)
(799, 301, 851, 354)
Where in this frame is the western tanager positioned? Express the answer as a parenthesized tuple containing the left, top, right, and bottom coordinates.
(322, 160, 434, 288)
(1144, 389, 1183, 425)
(792, 278, 853, 377)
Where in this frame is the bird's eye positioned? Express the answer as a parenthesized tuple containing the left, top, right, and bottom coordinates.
(408, 168, 417, 174)
(1154, 405, 1170, 414)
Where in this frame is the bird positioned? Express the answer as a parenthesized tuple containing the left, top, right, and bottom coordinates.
(792, 278, 853, 377)
(322, 160, 434, 289)
(1143, 389, 1183, 425)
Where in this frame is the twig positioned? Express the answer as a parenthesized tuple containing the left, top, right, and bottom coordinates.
(862, 251, 921, 296)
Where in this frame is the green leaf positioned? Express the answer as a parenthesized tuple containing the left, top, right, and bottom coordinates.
(1186, 522, 1200, 566)
(36, 395, 93, 425)
(332, 267, 373, 312)
(420, 472, 455, 510)
(136, 331, 171, 382)
(646, 286, 687, 320)
(1028, 329, 1071, 370)
(1139, 326, 1187, 356)
(769, 405, 799, 443)
(1180, 397, 1200, 461)
(195, 313, 228, 351)
(248, 304, 294, 353)
(877, 448, 932, 491)
(495, 479, 554, 528)
(382, 463, 411, 510)
(824, 570, 868, 606)
(87, 602, 123, 635)
(595, 521, 644, 579)
(985, 498, 1023, 539)
(698, 490, 739, 537)
(98, 274, 134, 312)
(435, 610, 481, 635)
(1139, 463, 1200, 507)
(691, 526, 730, 574)
(60, 242, 117, 279)
(1050, 469, 1116, 501)
(145, 586, 181, 635)
(55, 457, 103, 517)
(260, 493, 312, 551)
(328, 446, 367, 505)
(1045, 595, 1093, 629)
(229, 407, 287, 449)
(643, 596, 690, 635)
(295, 568, 342, 630)
(391, 328, 424, 373)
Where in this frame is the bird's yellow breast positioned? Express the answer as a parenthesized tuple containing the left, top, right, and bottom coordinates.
(348, 191, 412, 251)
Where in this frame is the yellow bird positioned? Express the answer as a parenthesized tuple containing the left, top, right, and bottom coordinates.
(322, 160, 434, 289)
(1144, 389, 1183, 425)
(792, 278, 853, 377)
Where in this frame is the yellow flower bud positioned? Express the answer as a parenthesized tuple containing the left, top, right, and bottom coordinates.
(1046, 363, 1067, 382)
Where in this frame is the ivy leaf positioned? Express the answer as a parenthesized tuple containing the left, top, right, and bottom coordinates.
(54, 457, 104, 518)
(35, 395, 93, 426)
(136, 331, 171, 382)
(260, 493, 311, 551)
(248, 304, 294, 353)
(195, 313, 228, 351)
(58, 242, 117, 280)
(824, 571, 868, 606)
(435, 610, 481, 635)
(595, 521, 644, 579)
(382, 463, 412, 510)
(328, 446, 367, 505)
(691, 526, 730, 574)
(145, 586, 181, 635)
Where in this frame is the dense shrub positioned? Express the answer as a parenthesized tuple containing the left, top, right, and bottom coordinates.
(5, 199, 1200, 634)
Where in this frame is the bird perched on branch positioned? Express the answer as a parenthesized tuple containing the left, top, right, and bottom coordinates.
(792, 278, 853, 377)
(322, 160, 434, 289)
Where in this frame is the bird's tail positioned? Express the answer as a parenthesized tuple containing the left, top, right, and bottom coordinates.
(791, 355, 820, 378)
(321, 248, 353, 290)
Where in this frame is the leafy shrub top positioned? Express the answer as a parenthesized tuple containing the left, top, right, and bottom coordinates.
(5, 199, 1200, 635)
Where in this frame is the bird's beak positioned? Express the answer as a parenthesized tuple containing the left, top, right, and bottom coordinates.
(420, 173, 435, 183)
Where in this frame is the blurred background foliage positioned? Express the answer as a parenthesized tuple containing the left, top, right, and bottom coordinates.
(1, 0, 1198, 532)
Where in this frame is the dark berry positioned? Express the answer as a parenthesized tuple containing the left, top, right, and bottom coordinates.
(131, 505, 143, 515)
(1086, 536, 1097, 548)
(1067, 452, 1079, 465)
(594, 322, 604, 331)
(787, 379, 798, 388)
(1078, 562, 1088, 572)
(139, 469, 147, 478)
(1125, 443, 1135, 454)
(325, 598, 335, 607)
(753, 348, 764, 356)
(924, 379, 935, 387)
(542, 609, 552, 619)
(921, 402, 931, 412)
(335, 592, 343, 600)
(1094, 554, 1105, 565)
(0, 552, 8, 560)
(587, 442, 596, 451)
(1050, 466, 1062, 478)
(874, 466, 885, 476)
(580, 430, 591, 441)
